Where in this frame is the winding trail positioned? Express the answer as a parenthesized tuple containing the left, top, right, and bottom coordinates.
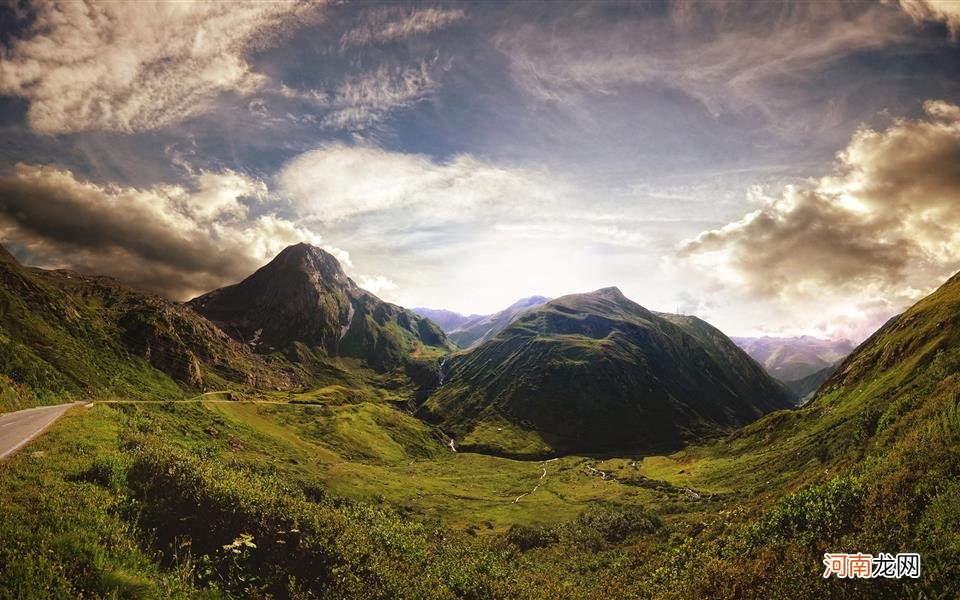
(585, 464, 617, 482)
(513, 458, 558, 503)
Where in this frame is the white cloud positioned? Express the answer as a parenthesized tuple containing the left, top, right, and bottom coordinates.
(0, 164, 342, 299)
(321, 63, 436, 130)
(680, 100, 960, 340)
(275, 144, 675, 316)
(340, 6, 466, 48)
(897, 0, 960, 38)
(0, 1, 323, 134)
(356, 275, 399, 295)
(256, 60, 440, 131)
(278, 143, 565, 222)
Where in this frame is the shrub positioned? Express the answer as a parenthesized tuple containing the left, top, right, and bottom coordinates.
(125, 439, 518, 599)
(83, 456, 129, 492)
(506, 524, 558, 551)
(745, 475, 865, 547)
(575, 506, 662, 543)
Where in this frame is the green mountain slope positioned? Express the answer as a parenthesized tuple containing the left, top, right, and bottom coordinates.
(782, 362, 837, 404)
(421, 287, 792, 456)
(0, 245, 295, 410)
(189, 243, 454, 371)
(643, 270, 960, 597)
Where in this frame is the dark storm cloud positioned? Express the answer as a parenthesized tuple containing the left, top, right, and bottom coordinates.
(0, 164, 336, 299)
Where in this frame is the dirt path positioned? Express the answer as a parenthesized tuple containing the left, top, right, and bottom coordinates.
(94, 394, 317, 406)
(585, 463, 617, 481)
(513, 458, 558, 503)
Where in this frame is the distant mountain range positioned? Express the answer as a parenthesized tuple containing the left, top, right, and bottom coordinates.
(409, 308, 485, 332)
(421, 287, 792, 456)
(414, 296, 550, 348)
(731, 335, 854, 383)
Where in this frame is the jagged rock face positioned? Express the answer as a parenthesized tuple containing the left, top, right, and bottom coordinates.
(189, 243, 453, 371)
(189, 244, 356, 353)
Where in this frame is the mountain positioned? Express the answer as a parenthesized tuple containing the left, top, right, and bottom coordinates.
(421, 287, 792, 456)
(0, 244, 18, 265)
(410, 307, 483, 332)
(821, 272, 959, 395)
(0, 244, 296, 410)
(781, 363, 837, 405)
(189, 243, 453, 371)
(446, 295, 550, 348)
(731, 335, 853, 381)
(718, 269, 960, 487)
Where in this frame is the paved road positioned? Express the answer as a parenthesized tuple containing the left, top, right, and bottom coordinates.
(0, 403, 76, 460)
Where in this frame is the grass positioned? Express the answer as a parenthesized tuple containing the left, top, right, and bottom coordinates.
(2, 275, 959, 597)
(459, 417, 553, 457)
(3, 365, 960, 599)
(188, 400, 681, 531)
(0, 406, 201, 598)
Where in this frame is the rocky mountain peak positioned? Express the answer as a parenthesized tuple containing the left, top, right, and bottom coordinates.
(263, 243, 353, 288)
(0, 243, 19, 265)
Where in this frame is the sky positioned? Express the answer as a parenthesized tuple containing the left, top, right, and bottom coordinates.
(0, 0, 959, 342)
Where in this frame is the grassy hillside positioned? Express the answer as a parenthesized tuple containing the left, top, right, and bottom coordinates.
(0, 256, 183, 410)
(616, 270, 960, 597)
(423, 288, 792, 456)
(0, 251, 312, 412)
(1, 262, 958, 599)
(2, 241, 958, 598)
(0, 244, 450, 413)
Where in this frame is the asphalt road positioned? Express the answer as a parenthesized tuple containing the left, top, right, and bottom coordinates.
(0, 403, 76, 460)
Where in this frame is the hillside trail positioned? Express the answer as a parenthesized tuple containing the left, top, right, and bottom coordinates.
(94, 392, 316, 406)
(513, 458, 558, 503)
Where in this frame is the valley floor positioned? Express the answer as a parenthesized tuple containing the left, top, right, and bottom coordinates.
(1, 371, 958, 598)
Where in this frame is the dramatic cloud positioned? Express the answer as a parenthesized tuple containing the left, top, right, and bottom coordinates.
(278, 143, 565, 222)
(275, 144, 668, 314)
(898, 0, 960, 38)
(0, 1, 322, 134)
(681, 100, 960, 338)
(0, 164, 341, 299)
(340, 6, 466, 48)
